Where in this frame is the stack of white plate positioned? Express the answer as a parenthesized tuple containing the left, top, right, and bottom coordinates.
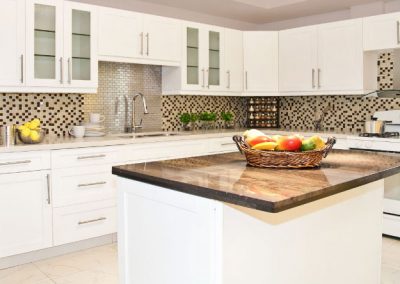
(82, 122, 106, 137)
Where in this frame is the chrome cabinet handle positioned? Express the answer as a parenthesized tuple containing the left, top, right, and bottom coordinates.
(146, 33, 149, 56)
(245, 71, 248, 90)
(77, 154, 106, 160)
(78, 217, 107, 225)
(140, 32, 144, 55)
(201, 68, 205, 88)
(60, 57, 64, 84)
(0, 160, 31, 166)
(46, 174, 51, 205)
(227, 70, 230, 89)
(206, 69, 209, 88)
(78, 181, 107, 188)
(312, 69, 315, 88)
(397, 21, 400, 44)
(317, 68, 321, 88)
(20, 54, 24, 83)
(68, 58, 72, 84)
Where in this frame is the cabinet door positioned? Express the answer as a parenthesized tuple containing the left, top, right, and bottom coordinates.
(98, 8, 143, 59)
(224, 29, 243, 92)
(63, 1, 98, 88)
(279, 27, 318, 92)
(0, 171, 52, 258)
(0, 0, 25, 87)
(363, 12, 400, 51)
(25, 0, 64, 87)
(206, 26, 225, 91)
(243, 31, 279, 93)
(143, 14, 181, 63)
(182, 24, 204, 91)
(317, 19, 363, 91)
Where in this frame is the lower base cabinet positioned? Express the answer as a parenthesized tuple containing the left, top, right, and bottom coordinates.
(0, 171, 52, 258)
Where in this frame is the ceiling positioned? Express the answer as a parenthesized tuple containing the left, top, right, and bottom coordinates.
(116, 0, 381, 24)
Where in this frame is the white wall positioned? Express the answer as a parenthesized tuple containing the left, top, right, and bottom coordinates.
(257, 0, 400, 30)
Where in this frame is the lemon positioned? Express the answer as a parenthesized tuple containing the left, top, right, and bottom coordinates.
(251, 142, 278, 151)
(30, 119, 40, 129)
(23, 122, 32, 129)
(21, 128, 31, 137)
(18, 125, 26, 131)
(29, 130, 40, 142)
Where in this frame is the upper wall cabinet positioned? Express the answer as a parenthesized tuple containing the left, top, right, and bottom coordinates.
(98, 7, 181, 66)
(279, 19, 368, 94)
(0, 0, 25, 88)
(364, 13, 400, 51)
(162, 22, 229, 95)
(243, 31, 278, 95)
(225, 28, 243, 92)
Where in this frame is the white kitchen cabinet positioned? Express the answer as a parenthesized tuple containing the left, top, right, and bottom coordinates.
(25, 0, 64, 87)
(0, 171, 52, 258)
(24, 0, 97, 92)
(363, 12, 400, 51)
(243, 31, 279, 94)
(317, 19, 364, 92)
(63, 1, 98, 88)
(279, 19, 368, 94)
(279, 26, 318, 93)
(98, 7, 181, 66)
(0, 0, 25, 88)
(225, 28, 243, 92)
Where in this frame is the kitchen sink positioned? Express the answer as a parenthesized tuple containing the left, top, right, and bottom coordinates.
(113, 132, 182, 139)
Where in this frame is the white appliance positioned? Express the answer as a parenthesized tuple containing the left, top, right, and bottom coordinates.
(347, 110, 400, 238)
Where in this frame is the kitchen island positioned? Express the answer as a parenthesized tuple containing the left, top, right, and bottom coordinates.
(112, 150, 400, 284)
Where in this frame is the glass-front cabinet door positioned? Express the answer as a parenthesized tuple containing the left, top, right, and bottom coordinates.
(64, 1, 97, 88)
(208, 30, 221, 89)
(185, 26, 202, 90)
(26, 0, 63, 86)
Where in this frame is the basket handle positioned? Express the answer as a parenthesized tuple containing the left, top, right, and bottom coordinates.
(322, 137, 336, 158)
(232, 135, 249, 154)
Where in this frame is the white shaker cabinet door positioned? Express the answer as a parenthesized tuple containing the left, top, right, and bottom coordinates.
(363, 12, 400, 51)
(0, 0, 25, 88)
(279, 26, 318, 93)
(317, 19, 363, 92)
(98, 7, 143, 59)
(224, 28, 243, 92)
(243, 31, 278, 93)
(0, 171, 52, 258)
(142, 14, 181, 64)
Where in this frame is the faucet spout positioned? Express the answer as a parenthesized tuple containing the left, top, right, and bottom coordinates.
(124, 92, 149, 133)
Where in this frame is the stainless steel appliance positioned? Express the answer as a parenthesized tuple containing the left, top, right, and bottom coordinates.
(348, 110, 400, 238)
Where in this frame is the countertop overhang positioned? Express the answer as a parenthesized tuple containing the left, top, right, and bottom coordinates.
(112, 150, 400, 213)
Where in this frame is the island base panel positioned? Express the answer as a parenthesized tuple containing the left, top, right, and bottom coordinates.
(117, 178, 383, 284)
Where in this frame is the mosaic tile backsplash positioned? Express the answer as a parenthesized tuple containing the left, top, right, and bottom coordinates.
(0, 93, 84, 136)
(161, 95, 248, 131)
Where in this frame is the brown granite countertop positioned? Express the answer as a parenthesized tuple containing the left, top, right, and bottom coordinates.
(112, 150, 400, 213)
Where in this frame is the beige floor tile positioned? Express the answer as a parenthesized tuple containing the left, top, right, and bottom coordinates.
(0, 263, 50, 284)
(51, 270, 118, 284)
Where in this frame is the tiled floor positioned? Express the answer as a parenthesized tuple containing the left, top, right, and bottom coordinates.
(0, 237, 399, 284)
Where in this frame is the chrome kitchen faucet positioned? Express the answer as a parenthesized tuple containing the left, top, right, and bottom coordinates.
(124, 92, 149, 133)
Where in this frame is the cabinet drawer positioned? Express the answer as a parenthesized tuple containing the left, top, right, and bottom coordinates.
(51, 146, 120, 169)
(383, 213, 400, 238)
(52, 165, 116, 207)
(0, 151, 50, 174)
(207, 137, 238, 154)
(53, 200, 116, 246)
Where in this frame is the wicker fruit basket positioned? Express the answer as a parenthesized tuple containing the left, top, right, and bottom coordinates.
(233, 135, 336, 168)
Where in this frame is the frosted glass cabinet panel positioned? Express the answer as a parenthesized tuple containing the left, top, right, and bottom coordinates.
(187, 27, 199, 85)
(208, 31, 220, 86)
(71, 10, 91, 80)
(34, 4, 56, 79)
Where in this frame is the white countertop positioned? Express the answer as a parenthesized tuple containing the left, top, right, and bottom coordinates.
(0, 128, 353, 153)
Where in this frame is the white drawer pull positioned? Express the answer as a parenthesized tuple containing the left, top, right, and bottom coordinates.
(78, 217, 107, 225)
(77, 154, 106, 160)
(0, 160, 32, 166)
(78, 181, 107, 188)
(221, 143, 235, 146)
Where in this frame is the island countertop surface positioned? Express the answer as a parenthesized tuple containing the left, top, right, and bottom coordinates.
(112, 150, 400, 212)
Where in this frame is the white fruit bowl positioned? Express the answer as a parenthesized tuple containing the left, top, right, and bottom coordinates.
(17, 128, 47, 144)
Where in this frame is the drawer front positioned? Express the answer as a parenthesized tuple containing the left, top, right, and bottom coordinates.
(53, 201, 116, 246)
(52, 165, 116, 207)
(207, 137, 238, 154)
(0, 151, 50, 174)
(52, 146, 120, 169)
(383, 213, 400, 238)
